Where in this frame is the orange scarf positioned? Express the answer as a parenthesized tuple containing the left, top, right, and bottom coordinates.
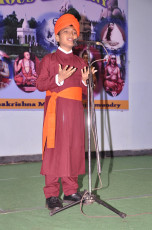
(42, 87, 82, 158)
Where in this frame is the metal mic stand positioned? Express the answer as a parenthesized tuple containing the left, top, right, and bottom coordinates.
(49, 43, 126, 218)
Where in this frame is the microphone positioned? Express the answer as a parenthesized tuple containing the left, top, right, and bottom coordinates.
(74, 39, 103, 46)
(73, 39, 109, 63)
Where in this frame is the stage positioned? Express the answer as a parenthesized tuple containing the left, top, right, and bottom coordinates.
(0, 155, 152, 230)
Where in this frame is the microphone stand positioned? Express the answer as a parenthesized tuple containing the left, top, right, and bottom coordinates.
(49, 43, 127, 218)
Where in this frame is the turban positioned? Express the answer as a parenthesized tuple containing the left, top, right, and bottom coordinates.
(54, 14, 80, 36)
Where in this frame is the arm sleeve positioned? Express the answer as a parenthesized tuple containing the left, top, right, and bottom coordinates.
(36, 55, 58, 92)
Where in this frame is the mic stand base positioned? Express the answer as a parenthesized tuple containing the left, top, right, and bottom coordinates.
(49, 190, 127, 218)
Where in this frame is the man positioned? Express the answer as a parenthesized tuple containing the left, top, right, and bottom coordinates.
(104, 55, 124, 96)
(14, 51, 37, 86)
(0, 57, 10, 88)
(102, 23, 124, 50)
(81, 50, 97, 88)
(36, 9, 97, 211)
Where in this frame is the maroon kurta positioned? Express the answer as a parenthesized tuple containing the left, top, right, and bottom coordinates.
(36, 49, 87, 177)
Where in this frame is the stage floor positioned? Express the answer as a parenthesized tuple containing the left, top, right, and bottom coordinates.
(0, 155, 152, 230)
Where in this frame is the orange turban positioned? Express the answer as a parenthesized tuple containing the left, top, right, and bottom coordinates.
(54, 14, 80, 36)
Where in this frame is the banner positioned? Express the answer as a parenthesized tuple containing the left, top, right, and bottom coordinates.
(0, 0, 128, 110)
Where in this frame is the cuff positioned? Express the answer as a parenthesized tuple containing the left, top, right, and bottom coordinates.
(55, 74, 64, 86)
(82, 80, 87, 87)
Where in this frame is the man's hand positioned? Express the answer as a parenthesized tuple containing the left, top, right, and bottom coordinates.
(81, 66, 97, 85)
(58, 64, 76, 83)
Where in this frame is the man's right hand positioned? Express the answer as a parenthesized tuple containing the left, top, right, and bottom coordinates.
(58, 64, 76, 83)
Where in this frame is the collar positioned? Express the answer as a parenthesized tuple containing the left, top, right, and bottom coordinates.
(58, 46, 72, 54)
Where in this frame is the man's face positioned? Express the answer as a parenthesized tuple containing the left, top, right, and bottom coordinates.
(82, 54, 88, 64)
(109, 23, 114, 30)
(24, 52, 30, 60)
(55, 25, 78, 52)
(111, 56, 116, 64)
(107, 0, 118, 8)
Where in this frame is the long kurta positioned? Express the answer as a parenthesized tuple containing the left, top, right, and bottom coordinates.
(36, 49, 87, 177)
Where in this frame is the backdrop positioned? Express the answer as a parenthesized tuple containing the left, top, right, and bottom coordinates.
(0, 0, 128, 110)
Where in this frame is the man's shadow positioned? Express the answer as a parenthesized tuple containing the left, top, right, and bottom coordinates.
(78, 86, 114, 197)
(78, 74, 114, 196)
